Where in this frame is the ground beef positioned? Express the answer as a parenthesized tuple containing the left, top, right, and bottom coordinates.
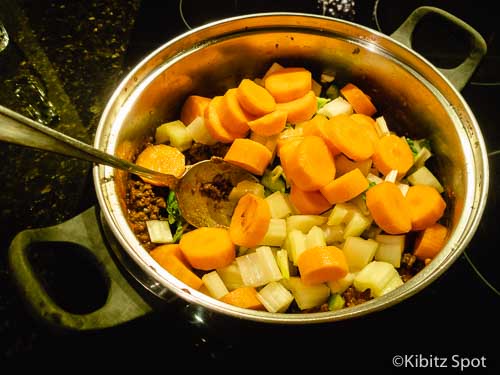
(183, 142, 230, 165)
(126, 176, 169, 251)
(398, 252, 425, 282)
(199, 173, 233, 201)
(342, 286, 373, 307)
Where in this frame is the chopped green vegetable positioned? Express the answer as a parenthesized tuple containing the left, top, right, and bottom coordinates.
(166, 190, 185, 242)
(317, 96, 331, 110)
(328, 293, 345, 311)
(405, 137, 419, 156)
(361, 181, 378, 201)
(261, 168, 286, 193)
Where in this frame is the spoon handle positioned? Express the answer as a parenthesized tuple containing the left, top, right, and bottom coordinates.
(0, 104, 177, 187)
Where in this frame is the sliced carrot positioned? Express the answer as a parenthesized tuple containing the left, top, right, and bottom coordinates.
(297, 246, 349, 285)
(179, 227, 236, 271)
(372, 134, 414, 179)
(405, 185, 447, 231)
(220, 286, 265, 310)
(340, 83, 377, 116)
(350, 113, 380, 147)
(218, 88, 254, 138)
(289, 182, 332, 215)
(236, 78, 276, 116)
(247, 109, 287, 136)
(150, 244, 188, 266)
(135, 144, 186, 186)
(413, 223, 448, 260)
(286, 135, 336, 191)
(264, 67, 312, 103)
(320, 168, 369, 205)
(229, 193, 271, 248)
(327, 114, 375, 161)
(365, 181, 412, 234)
(152, 253, 203, 290)
(276, 90, 317, 124)
(302, 114, 341, 155)
(334, 154, 373, 177)
(204, 96, 238, 143)
(276, 136, 304, 180)
(223, 138, 272, 176)
(180, 95, 211, 126)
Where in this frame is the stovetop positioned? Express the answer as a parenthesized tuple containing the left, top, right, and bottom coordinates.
(0, 0, 498, 370)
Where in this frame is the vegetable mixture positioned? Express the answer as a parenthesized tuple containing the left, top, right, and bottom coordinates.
(125, 62, 448, 313)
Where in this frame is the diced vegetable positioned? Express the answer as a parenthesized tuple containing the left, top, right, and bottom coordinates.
(327, 272, 356, 294)
(374, 116, 389, 136)
(342, 236, 379, 271)
(185, 116, 217, 145)
(285, 276, 330, 310)
(413, 223, 448, 260)
(224, 138, 273, 176)
(374, 234, 405, 268)
(353, 261, 402, 297)
(407, 166, 444, 193)
(265, 191, 293, 218)
(228, 180, 266, 202)
(229, 193, 271, 247)
(372, 134, 414, 179)
(287, 229, 308, 265)
(305, 225, 326, 249)
(317, 96, 353, 118)
(256, 246, 283, 283)
(343, 211, 373, 238)
(155, 120, 193, 151)
(220, 286, 265, 310)
(216, 262, 244, 291)
(406, 185, 446, 230)
(202, 271, 229, 299)
(256, 281, 294, 313)
(327, 202, 358, 226)
(321, 224, 345, 245)
(260, 218, 287, 247)
(286, 214, 328, 233)
(276, 249, 290, 279)
(340, 83, 377, 117)
(380, 274, 404, 295)
(297, 245, 348, 285)
(146, 220, 174, 243)
(135, 144, 186, 186)
(236, 247, 282, 287)
(327, 293, 345, 311)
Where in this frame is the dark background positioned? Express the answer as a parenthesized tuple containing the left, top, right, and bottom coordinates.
(0, 0, 498, 371)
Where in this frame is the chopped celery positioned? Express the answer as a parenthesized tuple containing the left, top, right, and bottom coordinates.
(327, 202, 358, 226)
(317, 96, 353, 118)
(343, 211, 373, 238)
(286, 214, 327, 233)
(321, 224, 345, 245)
(260, 218, 287, 247)
(343, 236, 379, 271)
(155, 120, 192, 151)
(256, 281, 294, 313)
(261, 168, 286, 193)
(305, 226, 326, 249)
(374, 234, 405, 268)
(185, 116, 216, 145)
(407, 166, 444, 193)
(146, 220, 174, 243)
(228, 180, 266, 202)
(374, 116, 389, 136)
(216, 262, 244, 291)
(384, 169, 398, 183)
(265, 191, 293, 219)
(286, 277, 330, 310)
(287, 229, 307, 265)
(317, 96, 331, 110)
(202, 271, 229, 299)
(256, 246, 283, 283)
(380, 274, 404, 295)
(236, 252, 268, 287)
(327, 272, 356, 294)
(353, 261, 402, 297)
(327, 293, 345, 311)
(276, 249, 290, 279)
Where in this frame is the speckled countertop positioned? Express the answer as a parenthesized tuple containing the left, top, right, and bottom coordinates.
(1, 0, 499, 370)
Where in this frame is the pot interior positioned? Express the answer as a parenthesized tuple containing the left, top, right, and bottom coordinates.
(93, 14, 487, 323)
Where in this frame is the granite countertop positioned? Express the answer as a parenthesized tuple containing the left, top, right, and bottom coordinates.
(1, 0, 499, 369)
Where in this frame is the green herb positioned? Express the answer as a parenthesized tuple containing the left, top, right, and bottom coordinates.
(405, 137, 419, 156)
(166, 190, 185, 242)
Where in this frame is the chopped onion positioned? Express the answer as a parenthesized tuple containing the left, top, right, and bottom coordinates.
(202, 271, 229, 299)
(146, 220, 174, 243)
(317, 96, 353, 118)
(374, 234, 405, 268)
(375, 116, 389, 136)
(216, 262, 244, 291)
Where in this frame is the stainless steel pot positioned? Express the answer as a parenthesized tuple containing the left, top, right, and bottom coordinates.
(9, 7, 489, 328)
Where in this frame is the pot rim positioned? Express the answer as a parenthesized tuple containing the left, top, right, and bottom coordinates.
(93, 11, 489, 324)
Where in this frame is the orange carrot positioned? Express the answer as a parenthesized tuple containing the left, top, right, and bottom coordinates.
(223, 138, 272, 176)
(276, 136, 304, 180)
(320, 168, 369, 205)
(150, 244, 188, 266)
(236, 78, 276, 116)
(264, 67, 312, 103)
(289, 182, 332, 215)
(151, 252, 204, 290)
(218, 88, 254, 138)
(204, 96, 238, 143)
(276, 90, 317, 124)
(220, 286, 265, 310)
(350, 113, 380, 148)
(413, 223, 448, 260)
(302, 114, 341, 155)
(372, 134, 414, 179)
(405, 185, 447, 231)
(229, 193, 271, 248)
(247, 110, 287, 136)
(327, 114, 375, 161)
(179, 227, 236, 270)
(286, 135, 336, 191)
(365, 181, 412, 234)
(334, 154, 372, 177)
(180, 95, 211, 126)
(135, 144, 186, 186)
(297, 246, 349, 285)
(340, 83, 377, 116)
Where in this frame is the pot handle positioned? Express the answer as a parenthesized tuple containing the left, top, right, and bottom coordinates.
(390, 6, 487, 91)
(7, 206, 153, 331)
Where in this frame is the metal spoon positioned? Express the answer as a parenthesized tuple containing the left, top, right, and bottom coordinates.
(0, 104, 257, 228)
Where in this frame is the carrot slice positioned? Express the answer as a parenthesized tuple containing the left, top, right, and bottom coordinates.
(365, 181, 412, 234)
(223, 138, 272, 176)
(220, 286, 265, 310)
(350, 113, 380, 148)
(264, 67, 312, 103)
(334, 154, 372, 177)
(150, 244, 188, 266)
(302, 114, 341, 155)
(327, 114, 375, 161)
(236, 78, 276, 116)
(152, 252, 203, 290)
(276, 90, 317, 124)
(320, 168, 369, 205)
(247, 110, 287, 136)
(135, 144, 186, 186)
(289, 182, 332, 215)
(204, 96, 238, 143)
(413, 223, 448, 260)
(405, 185, 447, 231)
(179, 227, 236, 270)
(229, 193, 271, 248)
(297, 246, 349, 285)
(340, 83, 377, 116)
(286, 135, 336, 191)
(276, 136, 304, 181)
(372, 134, 414, 179)
(218, 88, 254, 138)
(180, 95, 211, 126)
